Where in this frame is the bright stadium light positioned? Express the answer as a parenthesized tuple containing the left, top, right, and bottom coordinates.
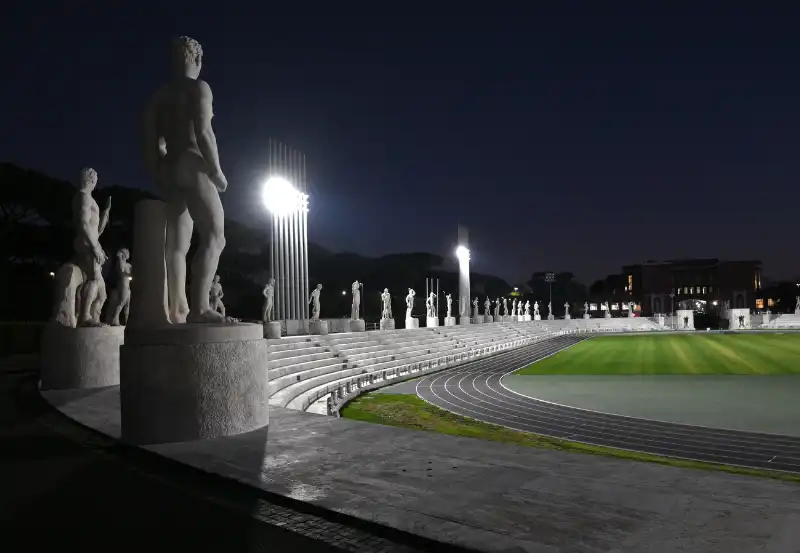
(455, 245, 470, 263)
(262, 175, 308, 217)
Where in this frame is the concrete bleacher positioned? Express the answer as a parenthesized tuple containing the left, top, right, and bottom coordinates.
(762, 313, 800, 329)
(569, 317, 668, 333)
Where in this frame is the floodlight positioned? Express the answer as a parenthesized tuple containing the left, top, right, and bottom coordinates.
(262, 176, 307, 217)
(49, 272, 55, 277)
(455, 246, 470, 262)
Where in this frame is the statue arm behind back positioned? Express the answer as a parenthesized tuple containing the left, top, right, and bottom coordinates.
(192, 80, 222, 176)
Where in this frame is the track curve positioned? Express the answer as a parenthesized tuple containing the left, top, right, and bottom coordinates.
(415, 334, 800, 473)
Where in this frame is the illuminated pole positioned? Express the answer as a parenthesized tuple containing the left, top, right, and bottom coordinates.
(456, 225, 470, 321)
(545, 272, 555, 318)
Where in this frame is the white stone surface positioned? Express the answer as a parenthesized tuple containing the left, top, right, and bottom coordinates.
(40, 323, 124, 390)
(483, 315, 493, 323)
(523, 314, 532, 321)
(405, 317, 419, 329)
(472, 317, 483, 324)
(459, 317, 471, 325)
(728, 308, 749, 330)
(120, 322, 267, 444)
(310, 319, 329, 335)
(584, 314, 591, 319)
(379, 318, 396, 330)
(677, 309, 696, 330)
(309, 284, 322, 321)
(564, 313, 571, 320)
(426, 316, 439, 327)
(263, 321, 281, 339)
(349, 319, 366, 332)
(444, 316, 456, 326)
(534, 314, 541, 321)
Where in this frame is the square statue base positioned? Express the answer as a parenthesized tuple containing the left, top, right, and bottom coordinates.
(565, 314, 571, 320)
(484, 315, 494, 323)
(444, 317, 456, 326)
(310, 320, 329, 335)
(523, 315, 532, 321)
(459, 317, 471, 325)
(263, 321, 281, 339)
(584, 314, 591, 319)
(605, 314, 612, 319)
(471, 317, 482, 324)
(349, 319, 366, 332)
(534, 315, 541, 321)
(380, 318, 395, 330)
(426, 317, 439, 328)
(503, 316, 512, 322)
(405, 318, 420, 329)
(548, 314, 554, 320)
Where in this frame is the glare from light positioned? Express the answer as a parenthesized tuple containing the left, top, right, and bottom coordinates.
(49, 271, 55, 277)
(713, 301, 718, 306)
(455, 246, 470, 263)
(262, 176, 308, 217)
(514, 287, 519, 292)
(341, 290, 346, 295)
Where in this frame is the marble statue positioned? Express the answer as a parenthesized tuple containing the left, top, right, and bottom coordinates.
(209, 275, 225, 316)
(547, 301, 552, 316)
(583, 302, 589, 313)
(309, 284, 322, 321)
(405, 288, 416, 318)
(518, 301, 524, 316)
(629, 301, 635, 312)
(51, 168, 111, 328)
(524, 301, 531, 316)
(564, 302, 570, 315)
(795, 296, 800, 313)
(472, 297, 479, 318)
(503, 298, 509, 316)
(446, 293, 452, 318)
(533, 302, 539, 317)
(351, 280, 361, 320)
(262, 278, 275, 322)
(105, 248, 132, 326)
(381, 288, 392, 319)
(426, 292, 437, 318)
(511, 299, 517, 316)
(494, 298, 501, 318)
(484, 297, 491, 316)
(142, 36, 233, 324)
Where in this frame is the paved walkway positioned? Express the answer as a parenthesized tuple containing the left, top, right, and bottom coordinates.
(0, 357, 447, 553)
(48, 383, 800, 553)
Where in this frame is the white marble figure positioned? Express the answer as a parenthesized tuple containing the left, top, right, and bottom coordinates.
(484, 297, 491, 316)
(564, 302, 570, 315)
(446, 293, 452, 318)
(142, 36, 233, 325)
(209, 275, 225, 316)
(472, 297, 479, 318)
(518, 301, 524, 316)
(381, 288, 392, 319)
(524, 301, 531, 316)
(262, 278, 275, 322)
(533, 302, 540, 317)
(503, 298, 509, 316)
(547, 301, 552, 316)
(795, 296, 800, 314)
(309, 284, 322, 321)
(494, 298, 501, 318)
(51, 168, 111, 328)
(405, 289, 416, 318)
(583, 302, 589, 313)
(511, 299, 517, 316)
(426, 292, 437, 318)
(105, 248, 132, 326)
(629, 301, 635, 313)
(351, 280, 361, 320)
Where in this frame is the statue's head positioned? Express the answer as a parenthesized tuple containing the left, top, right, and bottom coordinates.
(316, 284, 322, 290)
(117, 248, 130, 261)
(213, 274, 220, 283)
(268, 277, 275, 285)
(172, 36, 203, 78)
(383, 288, 388, 293)
(79, 167, 98, 191)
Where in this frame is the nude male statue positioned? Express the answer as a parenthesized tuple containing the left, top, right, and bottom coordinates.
(405, 289, 416, 318)
(309, 284, 322, 321)
(494, 298, 501, 318)
(105, 248, 132, 326)
(381, 288, 392, 319)
(74, 167, 111, 326)
(525, 301, 531, 316)
(141, 36, 231, 324)
(351, 280, 361, 320)
(503, 298, 509, 316)
(472, 297, 479, 318)
(262, 278, 275, 322)
(209, 274, 225, 316)
(445, 293, 452, 318)
(426, 293, 437, 318)
(484, 297, 491, 317)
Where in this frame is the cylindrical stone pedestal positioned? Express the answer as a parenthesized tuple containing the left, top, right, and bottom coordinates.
(459, 317, 471, 325)
(584, 314, 591, 319)
(565, 314, 571, 320)
(120, 323, 268, 445)
(263, 321, 281, 339)
(310, 320, 329, 335)
(471, 317, 482, 324)
(127, 200, 170, 328)
(548, 314, 555, 320)
(40, 324, 125, 390)
(350, 319, 366, 332)
(405, 317, 419, 329)
(380, 318, 396, 330)
(484, 315, 493, 323)
(444, 317, 456, 326)
(426, 317, 439, 327)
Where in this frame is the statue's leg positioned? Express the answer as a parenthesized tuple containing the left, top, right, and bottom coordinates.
(181, 156, 227, 324)
(218, 300, 226, 317)
(122, 298, 130, 325)
(78, 254, 101, 325)
(165, 191, 193, 324)
(91, 279, 107, 324)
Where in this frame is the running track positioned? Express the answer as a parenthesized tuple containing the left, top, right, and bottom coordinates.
(414, 334, 800, 473)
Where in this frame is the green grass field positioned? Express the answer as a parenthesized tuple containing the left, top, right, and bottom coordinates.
(515, 333, 800, 375)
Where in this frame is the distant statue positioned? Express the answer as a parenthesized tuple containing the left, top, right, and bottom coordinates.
(142, 36, 233, 324)
(484, 297, 491, 316)
(351, 280, 361, 320)
(405, 288, 416, 318)
(564, 302, 570, 315)
(446, 293, 452, 318)
(533, 302, 539, 317)
(583, 302, 589, 313)
(494, 298, 501, 318)
(511, 299, 518, 316)
(262, 278, 275, 322)
(105, 248, 132, 326)
(209, 275, 225, 316)
(381, 288, 392, 319)
(51, 168, 111, 328)
(796, 296, 800, 313)
(503, 298, 509, 316)
(738, 315, 745, 329)
(426, 292, 437, 318)
(604, 301, 610, 312)
(629, 301, 635, 311)
(309, 284, 322, 321)
(524, 301, 531, 316)
(472, 297, 479, 318)
(547, 301, 552, 316)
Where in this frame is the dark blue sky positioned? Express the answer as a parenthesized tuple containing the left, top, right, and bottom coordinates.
(3, 4, 800, 284)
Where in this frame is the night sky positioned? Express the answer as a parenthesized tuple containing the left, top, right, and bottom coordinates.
(3, 4, 800, 284)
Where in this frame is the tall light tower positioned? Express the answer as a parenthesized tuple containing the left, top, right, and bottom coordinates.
(262, 139, 309, 334)
(545, 272, 556, 319)
(456, 225, 471, 323)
